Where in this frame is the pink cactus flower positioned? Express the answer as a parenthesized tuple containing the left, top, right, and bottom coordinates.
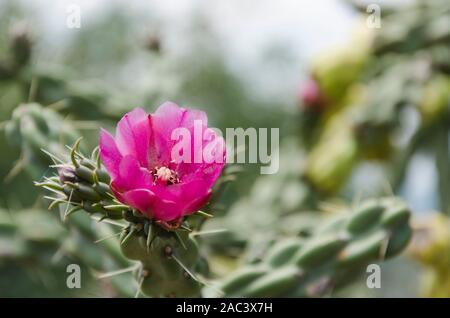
(99, 102, 226, 222)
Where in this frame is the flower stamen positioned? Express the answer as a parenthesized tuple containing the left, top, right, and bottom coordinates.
(152, 166, 180, 185)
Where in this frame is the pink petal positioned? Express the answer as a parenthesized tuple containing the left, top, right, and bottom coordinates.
(162, 177, 211, 215)
(152, 198, 183, 221)
(179, 179, 212, 213)
(121, 189, 156, 218)
(179, 108, 208, 130)
(175, 130, 226, 178)
(152, 102, 185, 141)
(110, 181, 126, 203)
(114, 155, 152, 191)
(147, 115, 159, 167)
(99, 128, 122, 179)
(115, 108, 150, 167)
(184, 191, 211, 215)
(114, 185, 182, 221)
(151, 102, 207, 163)
(150, 102, 185, 165)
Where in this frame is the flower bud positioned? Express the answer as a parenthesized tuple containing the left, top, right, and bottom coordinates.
(58, 166, 78, 184)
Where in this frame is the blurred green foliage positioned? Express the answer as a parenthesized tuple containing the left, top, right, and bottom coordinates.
(0, 0, 449, 297)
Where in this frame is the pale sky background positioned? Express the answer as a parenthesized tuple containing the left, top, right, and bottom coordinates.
(20, 0, 358, 99)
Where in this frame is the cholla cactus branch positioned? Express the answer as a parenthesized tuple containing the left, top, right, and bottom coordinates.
(218, 197, 412, 297)
(36, 140, 128, 220)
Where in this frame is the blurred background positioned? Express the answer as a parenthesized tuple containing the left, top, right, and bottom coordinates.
(0, 0, 449, 297)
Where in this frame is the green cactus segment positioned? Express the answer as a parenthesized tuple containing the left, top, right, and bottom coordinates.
(120, 224, 202, 298)
(294, 235, 348, 268)
(346, 202, 384, 234)
(237, 266, 303, 298)
(266, 239, 303, 267)
(218, 197, 412, 297)
(220, 267, 269, 295)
